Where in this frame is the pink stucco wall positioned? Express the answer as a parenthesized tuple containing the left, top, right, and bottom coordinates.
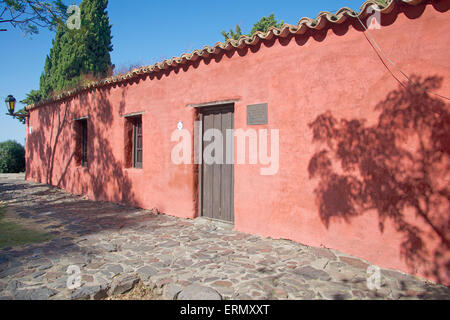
(26, 1, 450, 285)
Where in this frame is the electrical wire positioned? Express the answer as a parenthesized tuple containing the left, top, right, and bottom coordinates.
(356, 14, 450, 101)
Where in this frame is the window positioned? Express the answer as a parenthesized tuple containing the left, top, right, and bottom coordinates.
(124, 115, 143, 169)
(74, 119, 88, 167)
(81, 119, 88, 167)
(132, 116, 143, 168)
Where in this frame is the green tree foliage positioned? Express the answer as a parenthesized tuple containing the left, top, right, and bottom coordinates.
(21, 89, 42, 105)
(79, 0, 113, 78)
(0, 0, 67, 34)
(48, 25, 84, 93)
(24, 0, 113, 108)
(0, 140, 25, 173)
(9, 107, 28, 124)
(221, 24, 243, 41)
(17, 90, 42, 124)
(221, 13, 284, 41)
(249, 13, 283, 36)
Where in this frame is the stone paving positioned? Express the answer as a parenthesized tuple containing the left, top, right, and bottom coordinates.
(0, 174, 449, 300)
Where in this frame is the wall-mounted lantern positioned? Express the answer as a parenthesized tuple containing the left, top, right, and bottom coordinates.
(5, 95, 16, 115)
(5, 94, 29, 123)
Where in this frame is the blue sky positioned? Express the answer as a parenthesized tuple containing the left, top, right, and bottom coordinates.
(0, 0, 366, 144)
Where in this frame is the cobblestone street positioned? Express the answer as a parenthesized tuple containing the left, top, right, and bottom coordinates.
(0, 174, 449, 300)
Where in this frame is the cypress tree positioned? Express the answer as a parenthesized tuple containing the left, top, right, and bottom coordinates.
(53, 26, 84, 91)
(40, 24, 64, 98)
(24, 0, 113, 105)
(79, 0, 113, 78)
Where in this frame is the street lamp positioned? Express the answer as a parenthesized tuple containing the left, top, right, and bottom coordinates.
(5, 95, 16, 115)
(4, 95, 28, 124)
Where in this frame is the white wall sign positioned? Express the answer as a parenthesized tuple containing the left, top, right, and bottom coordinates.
(177, 122, 183, 130)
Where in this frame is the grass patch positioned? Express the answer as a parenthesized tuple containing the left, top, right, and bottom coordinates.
(0, 206, 52, 248)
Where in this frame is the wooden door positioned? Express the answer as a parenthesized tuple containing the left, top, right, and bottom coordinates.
(201, 105, 234, 223)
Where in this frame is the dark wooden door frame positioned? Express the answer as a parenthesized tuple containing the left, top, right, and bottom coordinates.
(197, 103, 235, 223)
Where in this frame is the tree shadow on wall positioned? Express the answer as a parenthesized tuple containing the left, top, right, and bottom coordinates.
(308, 75, 449, 283)
(65, 87, 134, 205)
(27, 86, 135, 206)
(26, 102, 71, 186)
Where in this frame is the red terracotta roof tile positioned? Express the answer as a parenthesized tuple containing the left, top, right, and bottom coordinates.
(26, 0, 428, 110)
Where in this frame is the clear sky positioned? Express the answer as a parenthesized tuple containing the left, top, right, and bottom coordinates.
(0, 0, 366, 144)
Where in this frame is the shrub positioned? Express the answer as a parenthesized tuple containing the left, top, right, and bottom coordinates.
(0, 140, 25, 173)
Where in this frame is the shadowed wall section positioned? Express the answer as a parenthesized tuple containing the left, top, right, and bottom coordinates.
(25, 1, 450, 285)
(308, 75, 449, 284)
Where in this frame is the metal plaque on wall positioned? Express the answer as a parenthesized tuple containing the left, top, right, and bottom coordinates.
(247, 103, 268, 125)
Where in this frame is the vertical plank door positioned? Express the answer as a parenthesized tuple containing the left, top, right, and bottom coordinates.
(201, 105, 234, 222)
